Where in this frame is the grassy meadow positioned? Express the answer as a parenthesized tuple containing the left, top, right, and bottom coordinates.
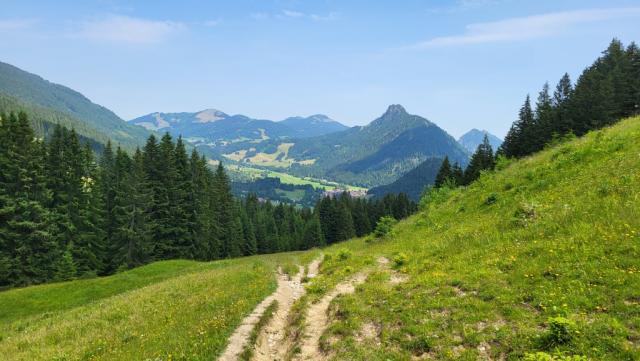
(294, 116, 640, 360)
(0, 251, 318, 361)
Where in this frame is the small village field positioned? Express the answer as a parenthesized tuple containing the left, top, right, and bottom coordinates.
(228, 164, 367, 191)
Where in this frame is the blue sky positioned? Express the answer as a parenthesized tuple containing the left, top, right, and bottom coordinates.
(2, 0, 640, 137)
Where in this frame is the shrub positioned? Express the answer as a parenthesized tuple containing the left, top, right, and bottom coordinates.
(374, 216, 397, 238)
(337, 249, 352, 261)
(393, 252, 409, 267)
(542, 317, 577, 348)
(485, 193, 498, 205)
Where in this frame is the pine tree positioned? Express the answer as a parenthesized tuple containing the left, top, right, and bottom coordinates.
(212, 163, 241, 258)
(553, 73, 574, 134)
(628, 42, 640, 116)
(451, 162, 464, 186)
(434, 156, 452, 188)
(534, 82, 554, 151)
(0, 112, 58, 286)
(239, 207, 257, 255)
(172, 137, 195, 258)
(464, 135, 495, 185)
(54, 243, 77, 282)
(500, 95, 534, 158)
(302, 214, 324, 249)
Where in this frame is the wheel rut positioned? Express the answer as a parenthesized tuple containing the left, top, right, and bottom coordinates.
(218, 257, 322, 361)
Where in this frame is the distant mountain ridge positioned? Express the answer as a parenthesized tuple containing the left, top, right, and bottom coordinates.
(231, 104, 470, 187)
(458, 129, 502, 153)
(128, 110, 349, 146)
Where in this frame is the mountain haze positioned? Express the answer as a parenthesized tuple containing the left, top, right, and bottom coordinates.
(458, 128, 503, 153)
(266, 104, 470, 187)
(0, 61, 150, 150)
(129, 110, 348, 146)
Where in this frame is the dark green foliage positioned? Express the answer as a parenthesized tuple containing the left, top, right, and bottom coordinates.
(541, 317, 578, 349)
(500, 39, 640, 159)
(434, 156, 452, 188)
(0, 111, 418, 288)
(0, 112, 58, 287)
(463, 135, 495, 185)
(315, 192, 416, 245)
(373, 216, 396, 238)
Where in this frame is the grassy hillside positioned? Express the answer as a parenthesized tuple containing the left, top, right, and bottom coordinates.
(1, 117, 638, 360)
(297, 116, 640, 360)
(0, 251, 318, 360)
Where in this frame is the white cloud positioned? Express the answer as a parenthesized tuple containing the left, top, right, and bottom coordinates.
(414, 7, 640, 48)
(76, 15, 185, 44)
(0, 18, 37, 31)
(283, 10, 304, 18)
(310, 12, 339, 22)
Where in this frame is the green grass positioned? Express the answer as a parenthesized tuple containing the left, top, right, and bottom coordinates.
(0, 260, 216, 324)
(2, 117, 639, 360)
(296, 117, 640, 360)
(0, 251, 318, 361)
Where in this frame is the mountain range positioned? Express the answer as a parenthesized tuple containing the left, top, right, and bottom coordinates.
(458, 128, 502, 153)
(0, 60, 472, 195)
(222, 104, 470, 187)
(128, 110, 348, 148)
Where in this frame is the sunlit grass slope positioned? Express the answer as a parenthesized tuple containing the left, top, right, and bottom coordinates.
(310, 117, 640, 360)
(0, 251, 317, 361)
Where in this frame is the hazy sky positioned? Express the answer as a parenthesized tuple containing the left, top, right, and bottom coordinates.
(2, 0, 640, 137)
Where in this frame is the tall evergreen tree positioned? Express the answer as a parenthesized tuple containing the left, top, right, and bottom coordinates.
(500, 95, 534, 158)
(0, 112, 58, 286)
(463, 135, 495, 185)
(434, 156, 452, 188)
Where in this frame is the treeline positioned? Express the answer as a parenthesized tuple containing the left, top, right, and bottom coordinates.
(434, 135, 496, 188)
(316, 193, 416, 244)
(0, 112, 416, 287)
(501, 39, 640, 158)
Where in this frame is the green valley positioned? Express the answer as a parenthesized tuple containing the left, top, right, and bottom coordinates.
(1, 3, 640, 360)
(2, 116, 638, 360)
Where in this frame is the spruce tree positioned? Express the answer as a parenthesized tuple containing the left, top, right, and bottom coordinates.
(0, 112, 58, 286)
(212, 163, 241, 258)
(302, 214, 324, 249)
(553, 73, 574, 134)
(434, 156, 452, 188)
(464, 135, 495, 185)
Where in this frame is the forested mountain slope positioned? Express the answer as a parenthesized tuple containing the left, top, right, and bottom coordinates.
(241, 104, 470, 187)
(367, 157, 445, 201)
(0, 61, 150, 149)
